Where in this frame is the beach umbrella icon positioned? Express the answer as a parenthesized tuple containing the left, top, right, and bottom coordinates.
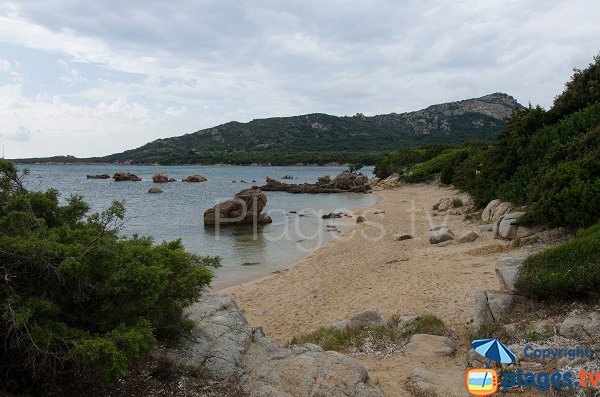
(472, 338, 517, 365)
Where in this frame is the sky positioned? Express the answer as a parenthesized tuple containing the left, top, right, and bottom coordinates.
(0, 1, 598, 158)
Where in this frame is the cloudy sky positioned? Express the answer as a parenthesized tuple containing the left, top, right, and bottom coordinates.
(0, 0, 598, 158)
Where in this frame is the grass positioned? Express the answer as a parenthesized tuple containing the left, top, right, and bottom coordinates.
(290, 314, 447, 354)
(515, 222, 600, 300)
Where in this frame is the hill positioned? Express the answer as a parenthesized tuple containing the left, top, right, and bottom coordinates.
(16, 93, 523, 165)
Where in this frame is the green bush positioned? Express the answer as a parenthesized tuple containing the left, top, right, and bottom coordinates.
(515, 223, 600, 300)
(0, 160, 219, 391)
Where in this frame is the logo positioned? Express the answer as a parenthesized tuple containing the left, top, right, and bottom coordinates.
(466, 368, 498, 396)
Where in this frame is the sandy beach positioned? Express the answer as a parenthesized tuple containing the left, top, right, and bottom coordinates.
(223, 184, 523, 396)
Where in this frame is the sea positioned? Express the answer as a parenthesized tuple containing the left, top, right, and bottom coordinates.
(22, 165, 378, 289)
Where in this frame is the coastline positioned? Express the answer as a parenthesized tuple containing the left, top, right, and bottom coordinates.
(222, 183, 523, 395)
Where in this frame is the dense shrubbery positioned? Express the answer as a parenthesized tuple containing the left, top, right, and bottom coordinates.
(0, 160, 218, 392)
(373, 145, 454, 178)
(375, 55, 600, 227)
(515, 222, 600, 300)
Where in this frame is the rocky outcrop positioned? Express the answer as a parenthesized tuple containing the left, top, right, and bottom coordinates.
(261, 172, 371, 194)
(482, 199, 513, 222)
(371, 175, 401, 190)
(86, 174, 110, 179)
(204, 188, 272, 226)
(156, 293, 383, 397)
(404, 334, 456, 357)
(148, 187, 163, 194)
(113, 171, 141, 181)
(182, 174, 207, 183)
(153, 173, 176, 183)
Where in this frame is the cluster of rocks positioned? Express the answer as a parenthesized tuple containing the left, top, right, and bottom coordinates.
(428, 225, 479, 246)
(480, 199, 542, 240)
(152, 173, 177, 183)
(183, 174, 208, 183)
(261, 173, 371, 194)
(155, 293, 383, 397)
(204, 188, 272, 226)
(109, 172, 209, 183)
(369, 175, 402, 191)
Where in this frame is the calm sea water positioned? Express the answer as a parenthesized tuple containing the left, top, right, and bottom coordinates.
(22, 165, 378, 289)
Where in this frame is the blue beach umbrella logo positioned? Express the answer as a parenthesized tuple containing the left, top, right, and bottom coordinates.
(472, 338, 517, 366)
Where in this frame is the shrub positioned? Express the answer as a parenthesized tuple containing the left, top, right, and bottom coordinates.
(399, 314, 447, 338)
(514, 222, 600, 300)
(0, 160, 219, 392)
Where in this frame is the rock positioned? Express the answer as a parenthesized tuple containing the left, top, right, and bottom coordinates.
(152, 172, 171, 183)
(495, 256, 526, 294)
(86, 174, 110, 179)
(281, 174, 294, 179)
(486, 291, 522, 322)
(559, 311, 600, 339)
(332, 320, 349, 331)
(408, 368, 469, 397)
(516, 224, 544, 238)
(317, 175, 331, 184)
(472, 290, 494, 331)
(479, 224, 493, 232)
(356, 216, 366, 223)
(322, 212, 343, 219)
(404, 334, 456, 356)
(492, 216, 503, 239)
(158, 293, 383, 396)
(347, 310, 385, 327)
(148, 187, 163, 194)
(458, 231, 479, 243)
(492, 202, 512, 221)
(482, 199, 501, 222)
(436, 240, 454, 247)
(497, 212, 526, 239)
(204, 188, 272, 226)
(262, 172, 371, 194)
(394, 234, 413, 241)
(433, 197, 452, 211)
(429, 227, 455, 244)
(182, 174, 207, 183)
(394, 314, 420, 331)
(113, 171, 141, 181)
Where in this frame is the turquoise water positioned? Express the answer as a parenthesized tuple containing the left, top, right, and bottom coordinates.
(23, 165, 378, 289)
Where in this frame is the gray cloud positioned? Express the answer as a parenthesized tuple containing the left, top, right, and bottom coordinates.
(0, 0, 599, 158)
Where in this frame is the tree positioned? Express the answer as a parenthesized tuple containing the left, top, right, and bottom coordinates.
(0, 159, 219, 393)
(347, 163, 364, 174)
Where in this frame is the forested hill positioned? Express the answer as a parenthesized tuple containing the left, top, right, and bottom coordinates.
(17, 93, 523, 165)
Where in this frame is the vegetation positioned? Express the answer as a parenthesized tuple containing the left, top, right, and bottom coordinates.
(0, 159, 219, 393)
(375, 55, 600, 227)
(347, 163, 364, 174)
(15, 94, 520, 166)
(290, 314, 447, 353)
(515, 222, 600, 300)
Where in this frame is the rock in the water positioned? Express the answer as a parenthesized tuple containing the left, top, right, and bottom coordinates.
(429, 226, 455, 244)
(559, 311, 600, 339)
(148, 187, 163, 194)
(495, 256, 526, 294)
(404, 334, 456, 356)
(356, 215, 366, 223)
(204, 188, 272, 225)
(152, 172, 171, 183)
(458, 231, 479, 243)
(261, 172, 371, 194)
(394, 234, 413, 241)
(347, 310, 385, 327)
(86, 174, 110, 179)
(318, 175, 331, 184)
(113, 171, 141, 181)
(281, 174, 294, 179)
(182, 174, 207, 183)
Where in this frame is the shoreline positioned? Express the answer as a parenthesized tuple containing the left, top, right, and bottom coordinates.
(215, 191, 385, 291)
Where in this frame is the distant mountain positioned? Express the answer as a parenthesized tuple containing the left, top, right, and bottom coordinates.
(16, 93, 523, 165)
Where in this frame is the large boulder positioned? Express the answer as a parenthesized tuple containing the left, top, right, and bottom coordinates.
(492, 202, 513, 221)
(404, 334, 456, 356)
(113, 171, 141, 181)
(482, 199, 501, 222)
(182, 174, 207, 183)
(156, 293, 383, 397)
(204, 188, 272, 225)
(559, 311, 600, 339)
(495, 256, 526, 294)
(429, 226, 455, 244)
(432, 197, 452, 211)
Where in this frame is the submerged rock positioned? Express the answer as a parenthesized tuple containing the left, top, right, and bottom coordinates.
(148, 187, 163, 194)
(182, 174, 207, 183)
(86, 174, 110, 179)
